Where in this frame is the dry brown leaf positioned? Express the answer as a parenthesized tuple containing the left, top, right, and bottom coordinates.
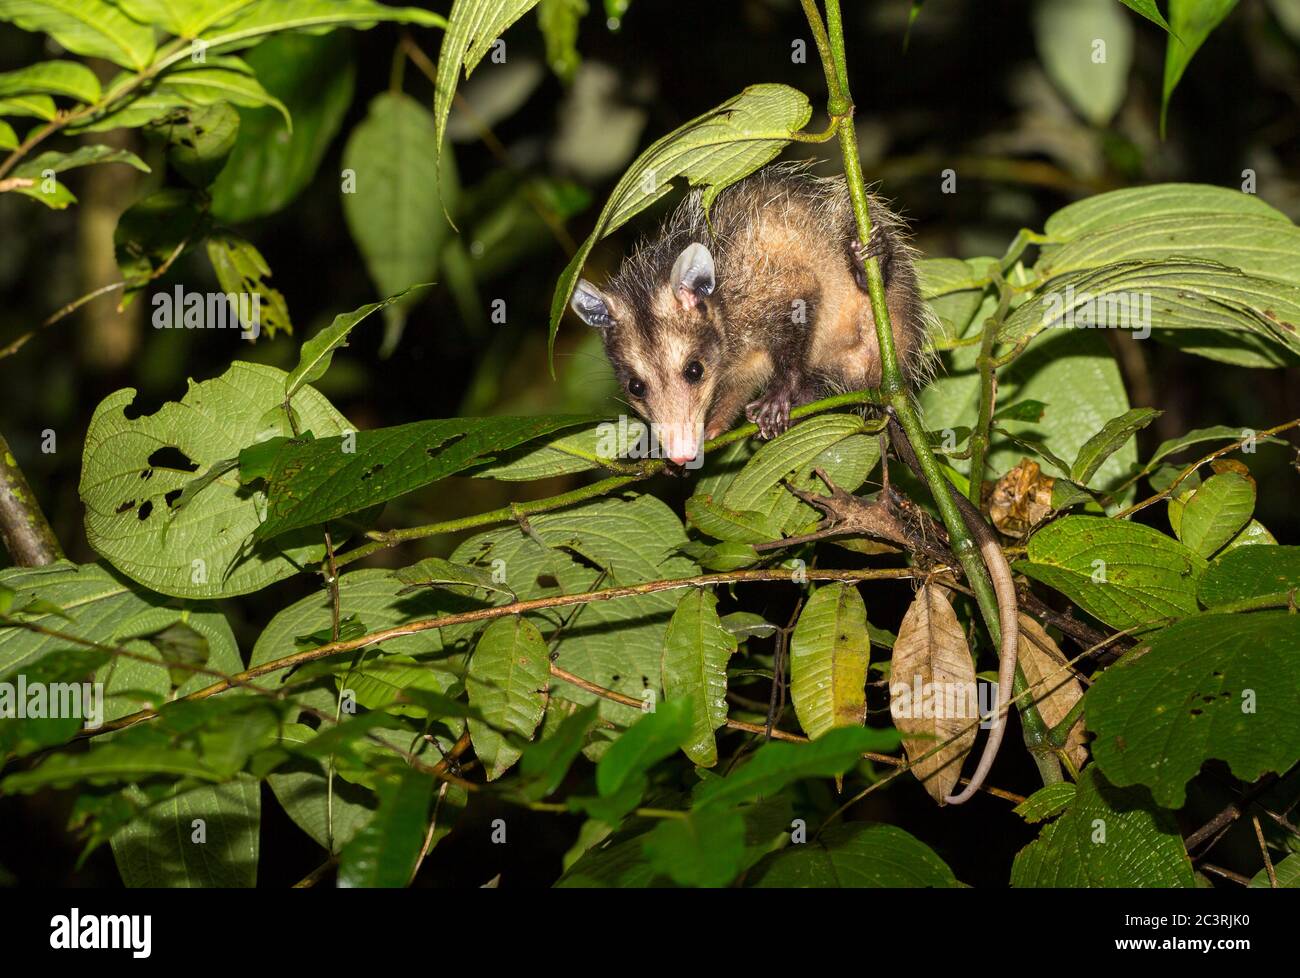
(987, 458, 1054, 539)
(890, 583, 979, 804)
(1017, 614, 1088, 772)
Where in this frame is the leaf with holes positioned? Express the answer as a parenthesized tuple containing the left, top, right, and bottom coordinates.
(80, 361, 351, 598)
(789, 583, 869, 743)
(890, 584, 977, 803)
(1085, 611, 1300, 808)
(206, 233, 293, 338)
(548, 84, 812, 367)
(659, 589, 737, 767)
(1011, 766, 1193, 886)
(466, 616, 550, 780)
(253, 414, 597, 540)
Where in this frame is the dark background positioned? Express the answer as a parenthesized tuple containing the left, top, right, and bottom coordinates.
(1, 0, 1297, 887)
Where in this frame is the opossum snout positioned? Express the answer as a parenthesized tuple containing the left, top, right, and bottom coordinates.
(658, 421, 702, 467)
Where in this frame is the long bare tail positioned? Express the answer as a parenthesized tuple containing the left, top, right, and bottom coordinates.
(887, 415, 1019, 806)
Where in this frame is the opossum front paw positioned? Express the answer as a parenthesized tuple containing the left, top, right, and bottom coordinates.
(849, 229, 891, 289)
(745, 392, 792, 440)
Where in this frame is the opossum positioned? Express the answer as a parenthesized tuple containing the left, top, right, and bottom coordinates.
(570, 164, 932, 465)
(569, 164, 1018, 806)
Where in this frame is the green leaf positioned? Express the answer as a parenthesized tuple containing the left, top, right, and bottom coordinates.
(1013, 783, 1078, 823)
(1038, 213, 1300, 291)
(7, 145, 150, 209)
(1086, 611, 1300, 807)
(1117, 0, 1173, 31)
(1003, 259, 1300, 364)
(1070, 407, 1161, 485)
(548, 83, 812, 368)
(205, 232, 292, 337)
(721, 415, 879, 537)
(433, 1, 543, 154)
(1250, 854, 1300, 888)
(162, 63, 291, 130)
(469, 419, 645, 482)
(684, 494, 780, 545)
(537, 0, 586, 82)
(1162, 0, 1239, 136)
(466, 616, 550, 780)
(112, 0, 258, 37)
(156, 101, 240, 187)
(80, 361, 351, 598)
(211, 33, 354, 223)
(789, 583, 869, 740)
(393, 557, 515, 600)
(248, 569, 458, 853)
(659, 589, 737, 767)
(1017, 515, 1206, 629)
(924, 330, 1136, 494)
(694, 726, 901, 812)
(0, 93, 55, 118)
(642, 807, 746, 887)
(340, 93, 451, 355)
(748, 822, 963, 887)
(0, 119, 14, 150)
(1174, 471, 1255, 558)
(192, 0, 445, 52)
(1199, 545, 1300, 608)
(0, 0, 156, 69)
(285, 291, 412, 397)
(0, 60, 101, 102)
(1043, 183, 1288, 241)
(114, 188, 208, 288)
(1144, 424, 1282, 473)
(520, 702, 599, 799)
(2, 743, 221, 791)
(1034, 0, 1133, 126)
(595, 696, 694, 797)
(253, 415, 595, 540)
(0, 560, 238, 721)
(1011, 767, 1194, 886)
(338, 770, 434, 887)
(450, 495, 698, 738)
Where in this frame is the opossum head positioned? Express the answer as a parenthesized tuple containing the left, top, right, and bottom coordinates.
(571, 242, 724, 466)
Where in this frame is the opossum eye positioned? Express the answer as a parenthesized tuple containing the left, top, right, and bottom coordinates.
(628, 378, 647, 398)
(683, 361, 704, 383)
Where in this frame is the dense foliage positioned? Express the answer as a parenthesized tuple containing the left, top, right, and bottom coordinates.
(0, 0, 1298, 889)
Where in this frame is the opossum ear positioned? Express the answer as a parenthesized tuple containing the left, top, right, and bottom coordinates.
(671, 242, 715, 310)
(571, 279, 615, 329)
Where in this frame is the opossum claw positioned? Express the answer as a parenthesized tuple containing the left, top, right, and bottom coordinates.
(848, 228, 892, 289)
(745, 389, 792, 439)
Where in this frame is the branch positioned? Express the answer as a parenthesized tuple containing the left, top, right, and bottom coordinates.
(0, 431, 64, 566)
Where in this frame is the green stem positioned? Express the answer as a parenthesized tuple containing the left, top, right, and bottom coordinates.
(814, 0, 1055, 786)
(966, 277, 1012, 505)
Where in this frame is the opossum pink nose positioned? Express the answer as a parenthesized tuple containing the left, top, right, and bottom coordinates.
(669, 453, 697, 466)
